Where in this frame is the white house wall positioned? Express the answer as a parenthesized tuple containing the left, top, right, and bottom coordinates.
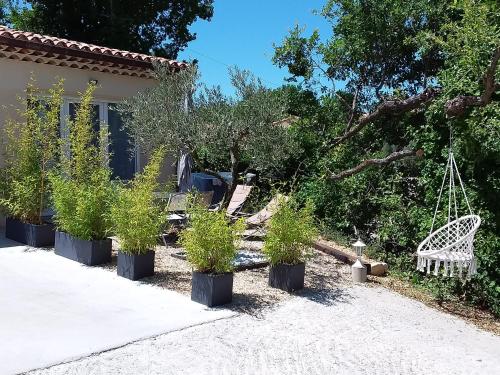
(0, 58, 175, 176)
(0, 58, 177, 226)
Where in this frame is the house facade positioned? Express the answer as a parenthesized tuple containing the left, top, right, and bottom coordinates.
(0, 25, 185, 181)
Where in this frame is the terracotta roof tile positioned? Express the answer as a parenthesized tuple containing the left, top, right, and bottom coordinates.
(0, 25, 188, 72)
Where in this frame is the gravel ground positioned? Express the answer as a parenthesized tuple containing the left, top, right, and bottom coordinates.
(102, 240, 353, 317)
(29, 284, 500, 375)
(27, 241, 500, 375)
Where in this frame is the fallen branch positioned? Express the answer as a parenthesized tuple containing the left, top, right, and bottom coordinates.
(329, 149, 423, 181)
(332, 88, 441, 147)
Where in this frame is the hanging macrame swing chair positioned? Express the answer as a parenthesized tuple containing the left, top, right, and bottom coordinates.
(417, 145, 481, 279)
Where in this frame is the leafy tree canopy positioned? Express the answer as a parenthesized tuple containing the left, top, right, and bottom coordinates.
(0, 1, 8, 24)
(273, 0, 500, 316)
(3, 0, 214, 58)
(274, 0, 450, 99)
(120, 65, 293, 195)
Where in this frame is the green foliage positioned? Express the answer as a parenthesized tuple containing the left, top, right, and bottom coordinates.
(50, 170, 115, 241)
(63, 83, 106, 183)
(274, 0, 500, 317)
(49, 83, 115, 241)
(121, 65, 294, 196)
(179, 205, 244, 273)
(3, 0, 214, 58)
(263, 198, 318, 266)
(273, 0, 448, 93)
(195, 67, 293, 177)
(0, 78, 63, 224)
(0, 1, 8, 24)
(120, 65, 199, 155)
(111, 148, 166, 254)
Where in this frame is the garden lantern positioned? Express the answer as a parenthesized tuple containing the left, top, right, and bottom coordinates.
(351, 239, 367, 282)
(353, 239, 366, 259)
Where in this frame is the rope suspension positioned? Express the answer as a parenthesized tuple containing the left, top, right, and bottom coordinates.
(416, 126, 481, 279)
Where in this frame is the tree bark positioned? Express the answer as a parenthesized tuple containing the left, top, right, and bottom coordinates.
(329, 149, 422, 181)
(328, 45, 500, 180)
(228, 145, 240, 200)
(332, 88, 441, 147)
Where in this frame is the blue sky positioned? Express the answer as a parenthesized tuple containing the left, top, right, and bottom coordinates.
(178, 0, 332, 96)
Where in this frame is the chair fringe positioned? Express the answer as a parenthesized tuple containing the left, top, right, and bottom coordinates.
(417, 256, 476, 279)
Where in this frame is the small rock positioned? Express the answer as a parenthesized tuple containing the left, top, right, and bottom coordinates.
(370, 262, 388, 276)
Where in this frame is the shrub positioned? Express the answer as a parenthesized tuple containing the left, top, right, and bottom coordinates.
(50, 169, 115, 241)
(179, 205, 245, 274)
(263, 198, 317, 266)
(49, 83, 115, 240)
(0, 78, 63, 224)
(273, 0, 500, 317)
(111, 147, 166, 254)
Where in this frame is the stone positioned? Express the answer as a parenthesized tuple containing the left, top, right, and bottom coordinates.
(370, 261, 388, 276)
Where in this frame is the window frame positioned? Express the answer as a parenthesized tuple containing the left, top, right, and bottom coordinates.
(60, 98, 140, 179)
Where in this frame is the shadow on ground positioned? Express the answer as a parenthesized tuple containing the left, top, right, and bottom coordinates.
(0, 230, 23, 248)
(223, 292, 279, 318)
(142, 270, 192, 294)
(21, 241, 355, 318)
(297, 251, 353, 306)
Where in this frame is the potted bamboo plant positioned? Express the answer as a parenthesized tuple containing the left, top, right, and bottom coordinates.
(0, 79, 63, 247)
(111, 148, 166, 280)
(263, 198, 317, 292)
(50, 83, 115, 265)
(179, 205, 244, 307)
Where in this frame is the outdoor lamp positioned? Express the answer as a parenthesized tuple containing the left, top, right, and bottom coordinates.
(353, 239, 366, 259)
(351, 238, 367, 282)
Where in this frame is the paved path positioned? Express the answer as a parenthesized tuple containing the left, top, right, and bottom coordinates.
(29, 284, 500, 375)
(0, 238, 233, 375)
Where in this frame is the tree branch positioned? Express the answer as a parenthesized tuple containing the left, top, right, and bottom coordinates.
(345, 86, 360, 132)
(332, 88, 441, 147)
(329, 149, 422, 181)
(445, 46, 500, 117)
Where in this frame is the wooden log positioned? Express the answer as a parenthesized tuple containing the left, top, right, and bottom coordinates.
(313, 240, 372, 274)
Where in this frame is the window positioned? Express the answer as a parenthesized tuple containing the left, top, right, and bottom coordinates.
(61, 100, 137, 180)
(68, 102, 101, 145)
(108, 104, 136, 181)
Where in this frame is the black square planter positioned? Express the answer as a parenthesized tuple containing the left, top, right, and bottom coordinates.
(191, 271, 233, 307)
(5, 217, 55, 247)
(54, 231, 112, 266)
(117, 250, 155, 280)
(269, 262, 305, 292)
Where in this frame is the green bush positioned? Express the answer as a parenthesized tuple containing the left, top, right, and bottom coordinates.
(179, 205, 245, 274)
(263, 198, 317, 266)
(0, 78, 63, 224)
(50, 83, 115, 241)
(50, 169, 115, 241)
(270, 1, 500, 317)
(111, 148, 166, 254)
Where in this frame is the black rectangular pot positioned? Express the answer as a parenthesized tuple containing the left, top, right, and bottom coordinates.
(5, 217, 55, 247)
(269, 262, 305, 292)
(54, 231, 111, 266)
(117, 250, 155, 280)
(191, 271, 233, 307)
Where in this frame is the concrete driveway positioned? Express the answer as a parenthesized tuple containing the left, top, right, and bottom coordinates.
(0, 235, 234, 375)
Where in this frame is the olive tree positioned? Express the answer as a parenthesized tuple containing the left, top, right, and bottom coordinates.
(120, 64, 294, 197)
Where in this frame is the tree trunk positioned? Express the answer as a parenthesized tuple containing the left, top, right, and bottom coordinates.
(228, 146, 240, 201)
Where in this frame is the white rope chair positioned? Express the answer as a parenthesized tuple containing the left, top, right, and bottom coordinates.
(416, 151, 481, 279)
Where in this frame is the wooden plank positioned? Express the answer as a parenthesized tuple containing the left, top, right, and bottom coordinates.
(313, 240, 372, 274)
